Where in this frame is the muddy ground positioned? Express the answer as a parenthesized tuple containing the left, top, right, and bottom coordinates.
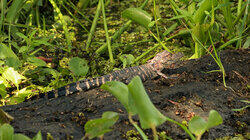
(1, 49, 249, 139)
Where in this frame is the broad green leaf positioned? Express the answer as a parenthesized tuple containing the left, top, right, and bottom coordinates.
(27, 57, 47, 67)
(2, 67, 26, 88)
(0, 43, 18, 59)
(128, 76, 166, 129)
(69, 57, 89, 77)
(101, 81, 136, 115)
(122, 8, 152, 29)
(6, 0, 25, 23)
(119, 54, 135, 68)
(84, 111, 119, 139)
(188, 116, 207, 136)
(5, 57, 21, 69)
(206, 110, 223, 129)
(13, 134, 31, 140)
(0, 124, 14, 140)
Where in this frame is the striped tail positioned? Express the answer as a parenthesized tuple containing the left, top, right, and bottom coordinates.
(31, 64, 156, 100)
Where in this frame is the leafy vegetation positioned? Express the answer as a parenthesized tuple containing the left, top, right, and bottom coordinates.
(99, 76, 223, 140)
(0, 124, 42, 140)
(0, 0, 248, 139)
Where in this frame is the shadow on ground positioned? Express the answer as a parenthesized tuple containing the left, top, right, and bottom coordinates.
(1, 49, 249, 139)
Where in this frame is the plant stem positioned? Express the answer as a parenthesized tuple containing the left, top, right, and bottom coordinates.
(149, 30, 172, 53)
(86, 0, 102, 51)
(151, 125, 158, 140)
(101, 0, 114, 64)
(165, 117, 196, 140)
(95, 0, 150, 54)
(128, 114, 148, 140)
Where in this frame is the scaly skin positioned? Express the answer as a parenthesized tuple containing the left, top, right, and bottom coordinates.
(32, 51, 183, 100)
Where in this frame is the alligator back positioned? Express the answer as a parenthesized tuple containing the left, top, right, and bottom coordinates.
(31, 51, 183, 100)
(35, 64, 156, 100)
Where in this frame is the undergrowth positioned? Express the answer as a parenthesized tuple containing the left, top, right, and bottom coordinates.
(0, 0, 249, 139)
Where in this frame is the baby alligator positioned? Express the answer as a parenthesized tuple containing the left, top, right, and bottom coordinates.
(33, 51, 183, 100)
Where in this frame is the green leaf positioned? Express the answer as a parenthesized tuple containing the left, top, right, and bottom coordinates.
(0, 124, 14, 140)
(2, 67, 26, 88)
(122, 8, 152, 29)
(29, 30, 37, 38)
(188, 116, 207, 136)
(101, 81, 136, 115)
(243, 36, 250, 49)
(163, 23, 178, 37)
(84, 111, 119, 139)
(69, 57, 89, 77)
(0, 84, 7, 98)
(193, 0, 218, 24)
(33, 39, 52, 47)
(5, 57, 21, 69)
(206, 110, 223, 129)
(8, 88, 32, 105)
(19, 46, 30, 53)
(0, 43, 18, 59)
(6, 0, 25, 23)
(16, 32, 28, 40)
(102, 111, 119, 120)
(0, 76, 9, 87)
(188, 2, 196, 15)
(32, 131, 42, 140)
(42, 68, 60, 79)
(27, 57, 47, 67)
(119, 54, 135, 68)
(13, 134, 31, 140)
(128, 76, 166, 129)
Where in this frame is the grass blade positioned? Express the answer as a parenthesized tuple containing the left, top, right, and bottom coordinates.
(101, 0, 114, 64)
(86, 0, 102, 51)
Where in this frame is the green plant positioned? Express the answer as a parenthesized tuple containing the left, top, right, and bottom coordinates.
(188, 110, 223, 140)
(15, 30, 52, 58)
(69, 57, 89, 81)
(232, 100, 250, 111)
(0, 123, 42, 140)
(122, 7, 172, 53)
(0, 67, 32, 105)
(100, 76, 224, 140)
(101, 76, 196, 140)
(168, 0, 249, 58)
(84, 111, 119, 139)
